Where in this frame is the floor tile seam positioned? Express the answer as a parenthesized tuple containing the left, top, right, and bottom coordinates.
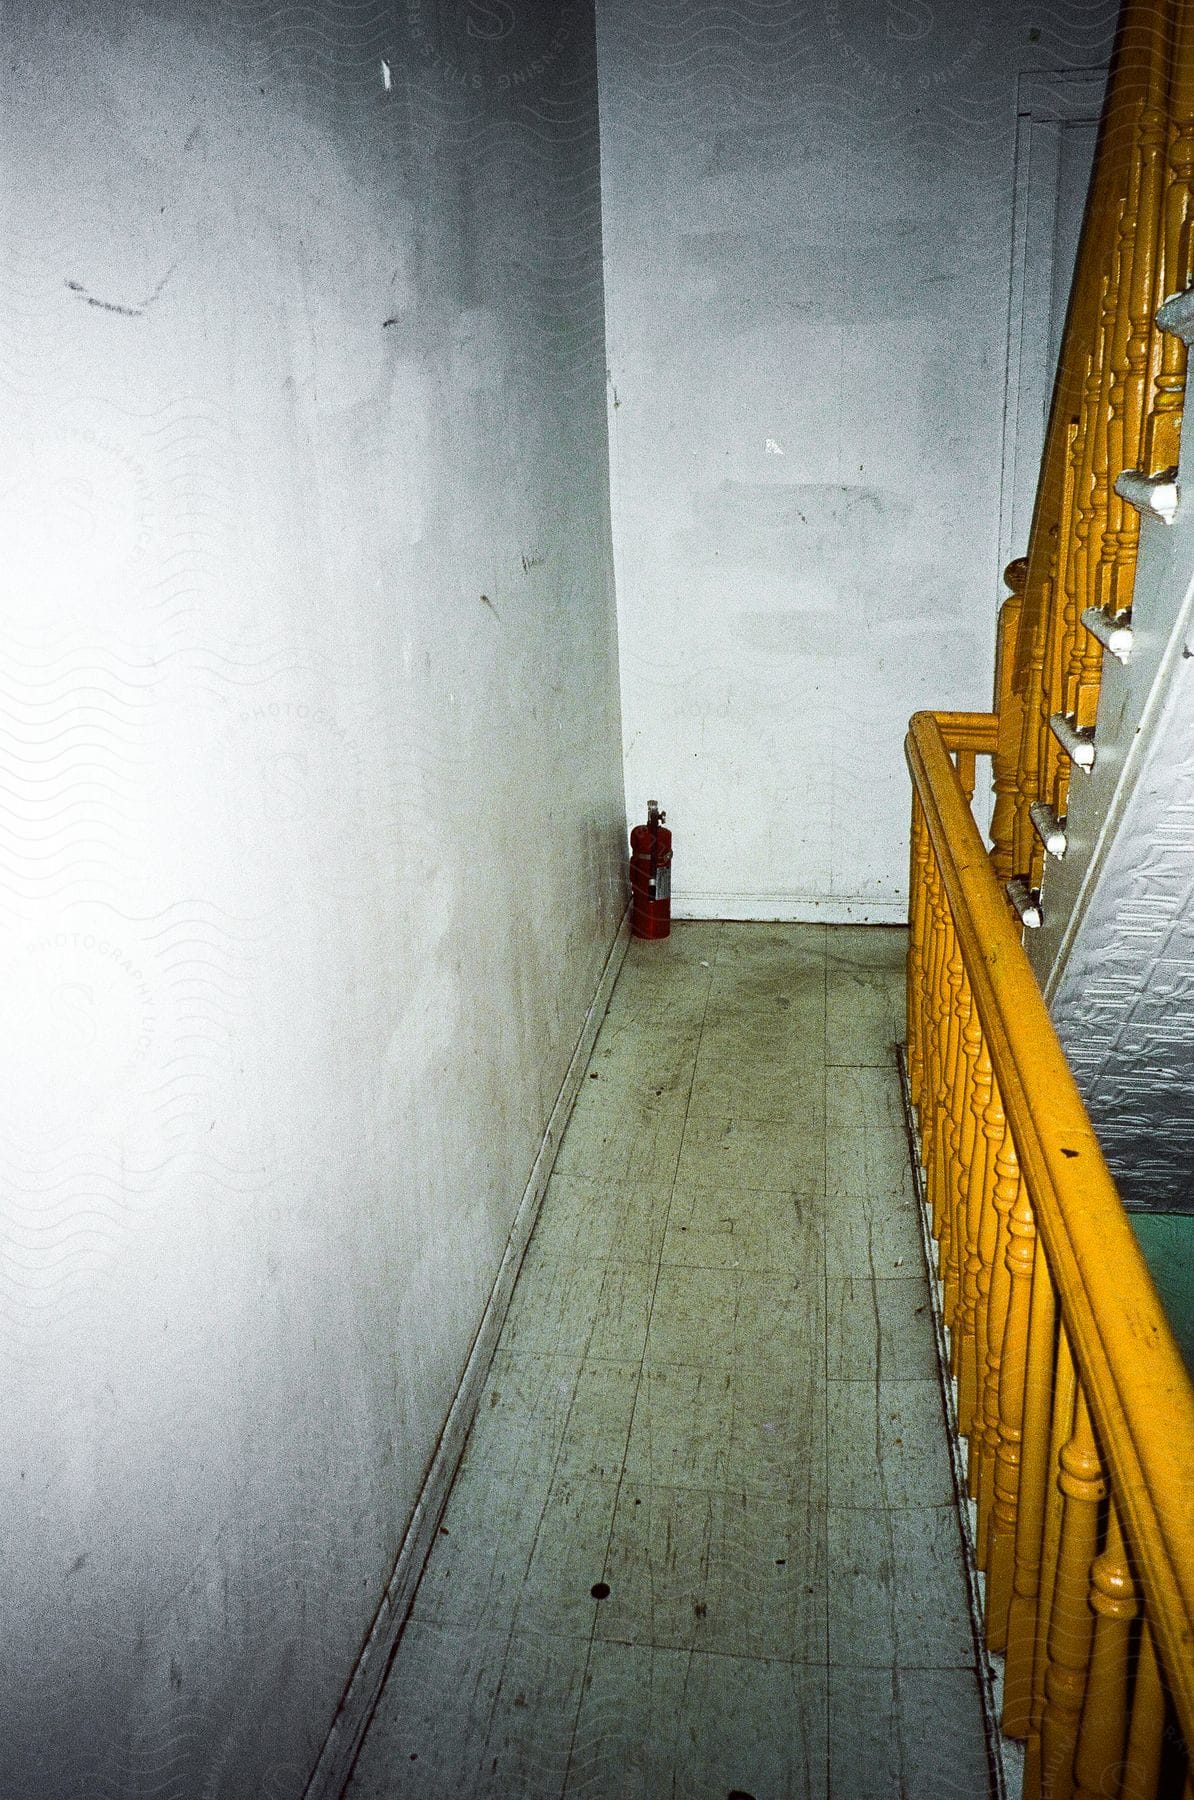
(824, 1497, 965, 1514)
(595, 968, 718, 1512)
(626, 1353, 832, 1382)
(573, 1642, 836, 1671)
(634, 1358, 829, 1378)
(579, 937, 826, 1777)
(825, 1372, 947, 1386)
(402, 1615, 608, 1648)
(595, 1467, 833, 1493)
(523, 1250, 679, 1270)
(656, 1258, 829, 1277)
(825, 1657, 983, 1673)
(825, 1271, 931, 1285)
(824, 1497, 966, 1511)
(562, 954, 711, 1793)
(615, 1483, 830, 1504)
(665, 1178, 830, 1197)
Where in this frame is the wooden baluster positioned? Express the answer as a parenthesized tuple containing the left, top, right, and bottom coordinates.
(1072, 226, 1122, 736)
(1123, 22, 1171, 468)
(1120, 1616, 1165, 1800)
(926, 867, 952, 1256)
(1048, 425, 1082, 836)
(1004, 1228, 1057, 1739)
(1056, 329, 1103, 745)
(1015, 565, 1051, 880)
(1093, 81, 1149, 628)
(1022, 1309, 1075, 1784)
(940, 924, 967, 1332)
(1074, 1495, 1137, 1800)
(920, 862, 948, 1287)
(1147, 3, 1194, 471)
(972, 1061, 1008, 1548)
(920, 855, 942, 1172)
(954, 971, 987, 1445)
(1101, 9, 1171, 646)
(956, 746, 977, 804)
(907, 793, 929, 1106)
(1039, 1383, 1107, 1800)
(991, 558, 1027, 884)
(935, 897, 959, 1295)
(984, 1118, 1034, 1645)
(1040, 403, 1085, 842)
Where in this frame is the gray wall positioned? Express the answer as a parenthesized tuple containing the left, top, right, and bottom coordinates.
(0, 5, 623, 1795)
(597, 0, 1115, 920)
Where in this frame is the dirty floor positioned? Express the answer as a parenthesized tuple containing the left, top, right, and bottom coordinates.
(345, 922, 992, 1799)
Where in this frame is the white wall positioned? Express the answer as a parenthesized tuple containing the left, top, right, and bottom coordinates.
(597, 0, 1114, 920)
(0, 6, 623, 1796)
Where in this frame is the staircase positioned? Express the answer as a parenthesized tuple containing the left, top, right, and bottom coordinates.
(905, 2, 1194, 1793)
(992, 0, 1194, 1218)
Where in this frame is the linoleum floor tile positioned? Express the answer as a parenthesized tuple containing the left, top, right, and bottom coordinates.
(501, 1256, 656, 1362)
(632, 918, 725, 963)
(555, 1083, 687, 1186)
(828, 1663, 992, 1798)
(623, 1358, 825, 1500)
(412, 1467, 619, 1640)
(826, 1378, 954, 1509)
(826, 1272, 937, 1381)
(582, 1025, 698, 1094)
(597, 1480, 828, 1662)
(712, 920, 827, 968)
(526, 1173, 670, 1266)
(676, 1112, 825, 1192)
(689, 1048, 825, 1124)
(827, 924, 909, 969)
(661, 1180, 824, 1275)
(565, 1644, 828, 1800)
(646, 1262, 824, 1372)
(825, 956, 906, 1067)
(827, 1504, 975, 1668)
(346, 1620, 588, 1800)
(826, 1064, 918, 1206)
(464, 1351, 639, 1486)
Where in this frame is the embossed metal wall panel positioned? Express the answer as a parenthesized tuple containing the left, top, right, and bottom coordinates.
(1038, 408, 1194, 1213)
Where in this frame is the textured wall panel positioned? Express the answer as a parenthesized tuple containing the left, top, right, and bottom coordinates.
(1041, 468, 1194, 1214)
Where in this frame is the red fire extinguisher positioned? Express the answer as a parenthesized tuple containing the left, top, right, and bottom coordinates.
(629, 800, 672, 939)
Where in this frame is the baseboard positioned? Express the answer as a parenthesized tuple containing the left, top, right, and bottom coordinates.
(674, 893, 908, 924)
(302, 909, 632, 1800)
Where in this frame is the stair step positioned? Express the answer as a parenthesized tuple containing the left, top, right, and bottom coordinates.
(1006, 876, 1043, 929)
(1156, 286, 1194, 342)
(1114, 468, 1179, 524)
(1049, 712, 1096, 769)
(1030, 800, 1068, 857)
(1081, 605, 1134, 662)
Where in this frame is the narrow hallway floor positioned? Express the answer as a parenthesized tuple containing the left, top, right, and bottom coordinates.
(346, 923, 993, 1800)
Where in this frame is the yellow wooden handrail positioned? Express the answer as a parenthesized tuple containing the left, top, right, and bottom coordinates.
(906, 708, 1194, 1796)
